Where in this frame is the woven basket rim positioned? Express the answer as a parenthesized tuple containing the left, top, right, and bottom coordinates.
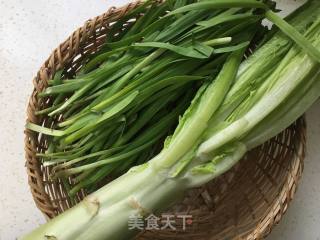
(24, 1, 306, 239)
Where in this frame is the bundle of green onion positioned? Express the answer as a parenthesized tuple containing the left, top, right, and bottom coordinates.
(23, 0, 320, 239)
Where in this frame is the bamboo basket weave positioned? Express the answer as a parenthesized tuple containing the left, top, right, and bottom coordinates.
(25, 1, 306, 239)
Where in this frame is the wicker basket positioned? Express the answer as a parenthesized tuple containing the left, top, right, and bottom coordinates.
(25, 1, 306, 239)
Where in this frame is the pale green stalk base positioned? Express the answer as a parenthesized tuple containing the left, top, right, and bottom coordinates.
(21, 148, 244, 240)
(21, 162, 187, 240)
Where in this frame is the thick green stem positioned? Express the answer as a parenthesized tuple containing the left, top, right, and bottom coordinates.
(184, 142, 247, 187)
(155, 48, 245, 169)
(197, 53, 317, 157)
(21, 164, 187, 240)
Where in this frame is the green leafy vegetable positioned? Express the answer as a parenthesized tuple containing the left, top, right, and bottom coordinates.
(22, 1, 320, 240)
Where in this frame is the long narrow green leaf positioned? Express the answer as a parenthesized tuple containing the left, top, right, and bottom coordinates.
(133, 42, 213, 58)
(61, 91, 139, 145)
(213, 41, 250, 54)
(197, 12, 254, 28)
(82, 46, 131, 73)
(26, 123, 65, 137)
(107, 16, 171, 49)
(167, 0, 267, 16)
(266, 10, 320, 63)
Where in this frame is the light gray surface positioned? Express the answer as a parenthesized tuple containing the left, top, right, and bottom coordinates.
(0, 0, 319, 239)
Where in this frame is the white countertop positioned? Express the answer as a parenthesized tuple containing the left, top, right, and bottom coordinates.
(0, 0, 319, 239)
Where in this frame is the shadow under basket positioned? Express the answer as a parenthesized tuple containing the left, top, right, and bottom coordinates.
(25, 1, 306, 239)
